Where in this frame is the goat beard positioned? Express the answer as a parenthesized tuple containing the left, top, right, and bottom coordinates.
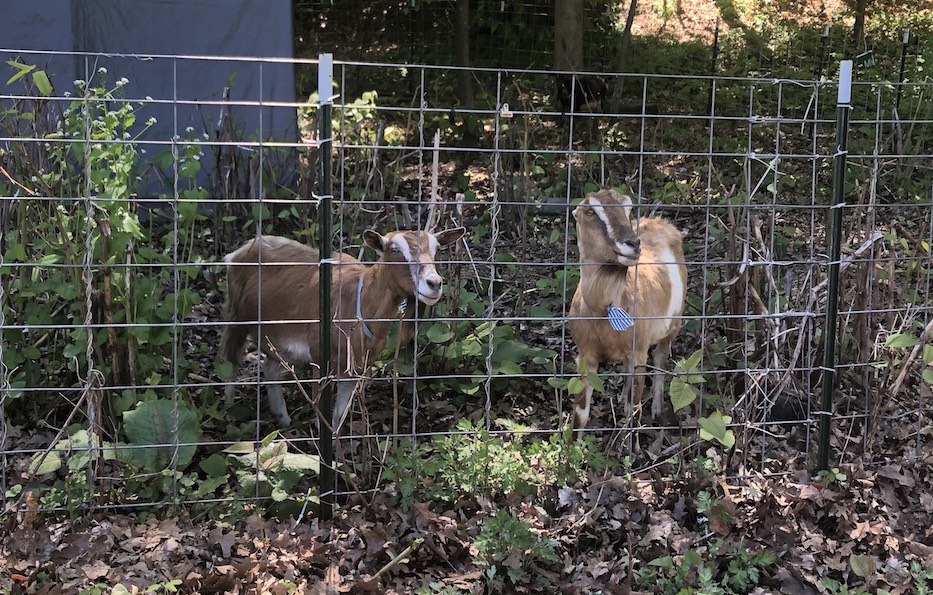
(579, 263, 629, 311)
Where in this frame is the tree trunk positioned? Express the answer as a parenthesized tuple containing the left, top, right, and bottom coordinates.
(454, 0, 474, 108)
(852, 0, 869, 49)
(554, 0, 584, 72)
(609, 0, 638, 112)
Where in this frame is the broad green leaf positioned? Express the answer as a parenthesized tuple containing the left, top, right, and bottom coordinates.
(493, 339, 534, 363)
(649, 556, 675, 569)
(684, 348, 704, 371)
(426, 322, 454, 344)
(459, 380, 483, 395)
(923, 367, 933, 385)
(199, 453, 228, 478)
(192, 476, 228, 499)
(885, 333, 918, 349)
(223, 441, 256, 455)
(496, 361, 523, 376)
(111, 391, 135, 418)
(118, 210, 143, 238)
(586, 370, 605, 393)
(567, 376, 586, 396)
(547, 377, 568, 390)
(122, 399, 201, 471)
(28, 451, 62, 475)
(698, 411, 735, 448)
(669, 377, 698, 412)
(281, 452, 321, 473)
(31, 70, 52, 96)
(532, 352, 557, 366)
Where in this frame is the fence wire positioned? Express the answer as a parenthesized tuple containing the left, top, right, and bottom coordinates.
(0, 50, 931, 516)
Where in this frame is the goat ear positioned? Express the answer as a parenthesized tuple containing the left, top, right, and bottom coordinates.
(433, 227, 465, 247)
(362, 229, 386, 254)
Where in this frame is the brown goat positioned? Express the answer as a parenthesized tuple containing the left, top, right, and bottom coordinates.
(568, 189, 687, 429)
(219, 228, 465, 430)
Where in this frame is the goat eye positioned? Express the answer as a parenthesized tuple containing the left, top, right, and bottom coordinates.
(389, 245, 401, 253)
(584, 208, 595, 216)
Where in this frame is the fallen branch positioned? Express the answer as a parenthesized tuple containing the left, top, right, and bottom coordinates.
(354, 537, 424, 591)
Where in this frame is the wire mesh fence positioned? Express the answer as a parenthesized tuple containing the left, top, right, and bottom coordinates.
(1, 48, 931, 518)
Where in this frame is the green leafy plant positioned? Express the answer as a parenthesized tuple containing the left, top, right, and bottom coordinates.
(668, 349, 735, 447)
(698, 410, 736, 449)
(122, 399, 202, 471)
(820, 577, 872, 595)
(414, 584, 468, 595)
(382, 419, 609, 510)
(669, 348, 705, 413)
(637, 538, 775, 595)
(548, 355, 604, 398)
(2, 64, 206, 419)
(6, 59, 53, 95)
(884, 329, 933, 386)
(79, 580, 182, 595)
(910, 561, 933, 595)
(818, 467, 848, 488)
(224, 431, 320, 505)
(392, 278, 558, 399)
(473, 509, 558, 591)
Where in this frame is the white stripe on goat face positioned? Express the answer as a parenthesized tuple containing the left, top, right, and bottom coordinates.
(392, 233, 444, 305)
(588, 196, 635, 261)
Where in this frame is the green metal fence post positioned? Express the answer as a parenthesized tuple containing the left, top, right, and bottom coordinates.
(817, 60, 853, 473)
(318, 53, 335, 520)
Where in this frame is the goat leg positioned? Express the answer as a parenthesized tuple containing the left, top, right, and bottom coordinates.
(261, 359, 292, 427)
(630, 352, 649, 420)
(651, 337, 674, 420)
(573, 383, 594, 435)
(332, 378, 360, 434)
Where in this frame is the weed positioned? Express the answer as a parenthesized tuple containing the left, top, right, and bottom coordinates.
(473, 509, 558, 591)
(382, 419, 609, 510)
(637, 538, 775, 594)
(820, 577, 873, 595)
(911, 561, 933, 594)
(818, 467, 848, 489)
(414, 584, 467, 595)
(2, 64, 206, 415)
(223, 431, 320, 508)
(390, 277, 558, 400)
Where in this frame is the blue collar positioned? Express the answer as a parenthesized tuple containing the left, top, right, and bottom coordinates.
(356, 275, 375, 340)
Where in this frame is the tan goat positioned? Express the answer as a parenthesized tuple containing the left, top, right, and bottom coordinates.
(219, 227, 465, 431)
(568, 188, 687, 429)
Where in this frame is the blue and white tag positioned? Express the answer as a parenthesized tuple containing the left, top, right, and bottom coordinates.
(607, 306, 634, 331)
(399, 299, 408, 315)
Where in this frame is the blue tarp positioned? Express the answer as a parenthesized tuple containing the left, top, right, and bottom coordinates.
(2, 0, 297, 193)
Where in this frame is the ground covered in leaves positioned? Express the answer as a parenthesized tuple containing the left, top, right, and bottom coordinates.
(3, 451, 933, 594)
